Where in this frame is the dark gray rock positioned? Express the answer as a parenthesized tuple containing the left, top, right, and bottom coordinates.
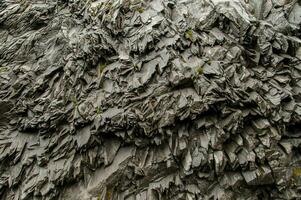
(0, 0, 301, 199)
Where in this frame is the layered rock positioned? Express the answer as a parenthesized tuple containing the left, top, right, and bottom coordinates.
(0, 0, 301, 199)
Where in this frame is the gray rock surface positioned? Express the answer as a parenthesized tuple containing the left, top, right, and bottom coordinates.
(0, 0, 301, 199)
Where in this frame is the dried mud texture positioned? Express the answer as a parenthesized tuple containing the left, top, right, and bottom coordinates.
(1, 0, 301, 199)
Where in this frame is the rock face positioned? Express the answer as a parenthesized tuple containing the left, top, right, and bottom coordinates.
(0, 0, 301, 199)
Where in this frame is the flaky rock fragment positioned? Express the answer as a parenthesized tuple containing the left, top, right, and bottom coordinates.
(1, 0, 301, 199)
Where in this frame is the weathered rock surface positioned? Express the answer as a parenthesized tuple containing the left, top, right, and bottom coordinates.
(1, 0, 301, 199)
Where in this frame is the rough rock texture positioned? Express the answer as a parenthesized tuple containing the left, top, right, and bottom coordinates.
(1, 0, 301, 199)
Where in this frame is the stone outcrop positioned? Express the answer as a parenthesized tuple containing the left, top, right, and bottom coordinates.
(0, 0, 301, 199)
